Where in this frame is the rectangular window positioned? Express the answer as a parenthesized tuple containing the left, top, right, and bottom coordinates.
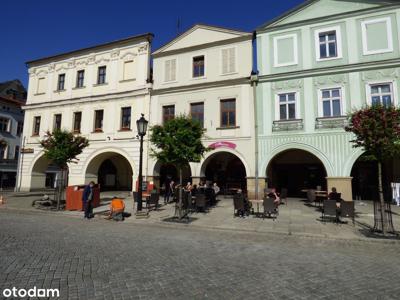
(73, 112, 82, 133)
(14, 146, 19, 160)
(121, 107, 131, 130)
(321, 88, 342, 117)
(57, 74, 65, 91)
(33, 116, 41, 136)
(190, 102, 204, 128)
(17, 121, 23, 136)
(220, 99, 236, 127)
(222, 48, 236, 74)
(0, 144, 7, 159)
(319, 31, 337, 59)
(193, 56, 205, 78)
(0, 117, 10, 133)
(76, 70, 85, 88)
(53, 114, 62, 131)
(97, 66, 106, 84)
(164, 59, 176, 82)
(94, 110, 104, 132)
(370, 83, 393, 107)
(162, 105, 175, 124)
(37, 77, 46, 94)
(278, 93, 296, 120)
(123, 61, 135, 80)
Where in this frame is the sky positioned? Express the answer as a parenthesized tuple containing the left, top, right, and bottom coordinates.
(0, 0, 304, 88)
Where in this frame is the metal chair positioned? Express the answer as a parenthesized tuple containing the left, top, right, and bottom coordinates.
(146, 192, 159, 211)
(263, 197, 278, 220)
(322, 199, 338, 224)
(340, 200, 355, 225)
(233, 194, 245, 217)
(195, 193, 207, 212)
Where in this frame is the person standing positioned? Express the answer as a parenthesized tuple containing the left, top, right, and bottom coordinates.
(82, 181, 95, 219)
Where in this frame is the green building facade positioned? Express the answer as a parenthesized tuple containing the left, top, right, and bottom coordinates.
(256, 0, 400, 200)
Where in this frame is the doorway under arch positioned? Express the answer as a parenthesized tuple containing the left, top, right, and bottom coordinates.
(153, 161, 191, 189)
(266, 149, 327, 197)
(30, 155, 64, 190)
(200, 151, 247, 193)
(85, 152, 133, 191)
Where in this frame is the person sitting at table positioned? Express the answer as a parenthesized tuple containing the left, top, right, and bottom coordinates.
(328, 187, 342, 202)
(106, 197, 125, 221)
(268, 187, 281, 205)
(191, 184, 198, 196)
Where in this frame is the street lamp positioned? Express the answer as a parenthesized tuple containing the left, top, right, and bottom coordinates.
(136, 113, 148, 212)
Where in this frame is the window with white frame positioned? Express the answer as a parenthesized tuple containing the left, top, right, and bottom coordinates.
(369, 83, 393, 107)
(278, 93, 297, 120)
(273, 34, 298, 67)
(164, 59, 176, 82)
(221, 47, 236, 74)
(361, 17, 393, 55)
(314, 26, 343, 61)
(0, 117, 10, 133)
(320, 88, 342, 117)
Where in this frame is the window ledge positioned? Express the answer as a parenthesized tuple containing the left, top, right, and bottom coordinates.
(73, 130, 81, 134)
(316, 56, 342, 62)
(220, 71, 238, 76)
(72, 86, 86, 90)
(216, 126, 239, 130)
(93, 83, 108, 87)
(191, 76, 206, 81)
(33, 93, 45, 96)
(315, 116, 348, 129)
(118, 128, 132, 132)
(92, 130, 104, 133)
(119, 79, 136, 83)
(31, 134, 40, 137)
(53, 89, 66, 93)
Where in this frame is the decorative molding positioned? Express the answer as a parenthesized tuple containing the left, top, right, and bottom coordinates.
(120, 51, 137, 60)
(110, 49, 120, 58)
(271, 79, 302, 91)
(272, 119, 303, 132)
(361, 68, 399, 81)
(313, 74, 347, 86)
(138, 44, 148, 54)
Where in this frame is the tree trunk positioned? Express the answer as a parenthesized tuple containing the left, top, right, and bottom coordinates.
(378, 161, 388, 234)
(179, 167, 183, 219)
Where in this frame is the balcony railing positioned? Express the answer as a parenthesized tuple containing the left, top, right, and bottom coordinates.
(0, 159, 18, 166)
(315, 116, 348, 129)
(272, 119, 304, 132)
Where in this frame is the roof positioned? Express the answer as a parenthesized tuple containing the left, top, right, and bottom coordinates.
(0, 96, 25, 107)
(26, 32, 154, 66)
(256, 0, 400, 30)
(153, 23, 251, 55)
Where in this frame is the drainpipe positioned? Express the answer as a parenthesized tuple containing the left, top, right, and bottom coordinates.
(250, 72, 259, 199)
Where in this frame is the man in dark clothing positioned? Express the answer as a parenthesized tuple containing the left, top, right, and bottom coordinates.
(82, 181, 95, 219)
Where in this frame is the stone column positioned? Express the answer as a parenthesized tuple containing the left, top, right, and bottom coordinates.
(191, 176, 201, 186)
(246, 177, 266, 199)
(326, 177, 353, 201)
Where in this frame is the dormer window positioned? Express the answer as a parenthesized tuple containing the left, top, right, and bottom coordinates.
(193, 56, 205, 78)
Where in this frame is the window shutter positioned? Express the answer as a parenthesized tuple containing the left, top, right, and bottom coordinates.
(222, 49, 228, 74)
(170, 59, 176, 81)
(228, 48, 236, 73)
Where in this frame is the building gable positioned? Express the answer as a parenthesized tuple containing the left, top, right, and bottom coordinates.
(154, 24, 251, 55)
(259, 0, 396, 29)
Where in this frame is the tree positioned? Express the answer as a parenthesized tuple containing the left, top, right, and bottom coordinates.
(345, 104, 400, 234)
(40, 130, 89, 209)
(150, 115, 209, 219)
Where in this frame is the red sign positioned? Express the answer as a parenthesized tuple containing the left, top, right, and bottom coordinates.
(208, 141, 236, 149)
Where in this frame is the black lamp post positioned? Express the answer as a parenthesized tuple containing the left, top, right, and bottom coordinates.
(136, 113, 148, 212)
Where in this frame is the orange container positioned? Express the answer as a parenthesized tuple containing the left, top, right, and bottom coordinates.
(65, 184, 100, 211)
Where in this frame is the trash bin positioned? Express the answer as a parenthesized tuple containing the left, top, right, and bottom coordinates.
(66, 184, 100, 211)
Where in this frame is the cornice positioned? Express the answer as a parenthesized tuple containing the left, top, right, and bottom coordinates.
(152, 35, 252, 59)
(258, 58, 400, 82)
(257, 4, 400, 34)
(23, 88, 151, 110)
(151, 77, 250, 96)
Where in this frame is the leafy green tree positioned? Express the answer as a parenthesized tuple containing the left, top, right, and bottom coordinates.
(345, 104, 400, 234)
(40, 130, 89, 209)
(150, 115, 209, 218)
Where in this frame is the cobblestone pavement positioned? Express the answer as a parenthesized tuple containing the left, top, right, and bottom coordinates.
(0, 210, 399, 300)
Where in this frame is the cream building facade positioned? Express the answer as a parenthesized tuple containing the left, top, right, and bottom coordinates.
(20, 33, 153, 191)
(149, 25, 259, 196)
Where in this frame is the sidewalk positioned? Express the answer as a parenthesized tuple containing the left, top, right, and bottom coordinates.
(1, 190, 399, 242)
